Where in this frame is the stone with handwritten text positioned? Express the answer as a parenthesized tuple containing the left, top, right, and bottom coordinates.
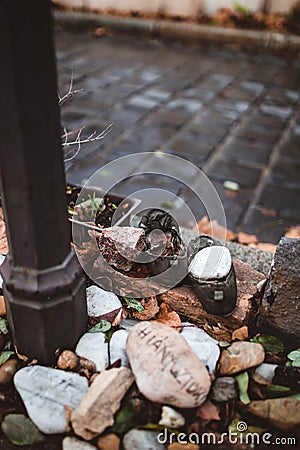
(126, 322, 211, 408)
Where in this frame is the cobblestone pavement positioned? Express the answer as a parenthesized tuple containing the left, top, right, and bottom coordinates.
(56, 29, 300, 243)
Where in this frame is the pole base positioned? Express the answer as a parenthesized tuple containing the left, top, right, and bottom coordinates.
(1, 251, 87, 364)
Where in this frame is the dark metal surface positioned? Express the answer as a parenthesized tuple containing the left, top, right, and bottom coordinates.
(0, 0, 87, 363)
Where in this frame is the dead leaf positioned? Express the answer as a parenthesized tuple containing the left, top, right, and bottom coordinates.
(93, 27, 108, 37)
(236, 232, 258, 245)
(232, 326, 248, 341)
(196, 216, 236, 241)
(285, 225, 300, 239)
(132, 296, 159, 321)
(196, 399, 221, 422)
(254, 242, 276, 254)
(154, 302, 182, 331)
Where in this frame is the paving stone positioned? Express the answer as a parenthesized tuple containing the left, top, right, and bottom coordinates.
(258, 183, 300, 219)
(271, 159, 300, 187)
(207, 160, 261, 189)
(222, 136, 272, 166)
(234, 121, 280, 144)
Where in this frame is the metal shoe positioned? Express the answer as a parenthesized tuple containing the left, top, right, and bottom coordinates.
(187, 235, 237, 316)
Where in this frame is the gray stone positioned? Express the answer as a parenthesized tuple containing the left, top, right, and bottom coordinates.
(14, 366, 88, 434)
(180, 323, 220, 374)
(86, 285, 122, 318)
(75, 332, 108, 371)
(210, 377, 238, 403)
(254, 363, 277, 384)
(258, 237, 300, 346)
(63, 437, 97, 450)
(72, 367, 134, 440)
(126, 322, 211, 408)
(123, 429, 166, 450)
(109, 329, 129, 367)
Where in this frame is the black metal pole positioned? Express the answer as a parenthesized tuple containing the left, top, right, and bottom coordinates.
(0, 0, 87, 363)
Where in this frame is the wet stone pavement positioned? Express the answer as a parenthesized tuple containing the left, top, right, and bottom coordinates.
(56, 28, 300, 243)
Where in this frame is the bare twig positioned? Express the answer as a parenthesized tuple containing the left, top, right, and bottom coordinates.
(58, 68, 83, 106)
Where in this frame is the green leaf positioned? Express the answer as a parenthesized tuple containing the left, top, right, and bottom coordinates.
(0, 318, 9, 335)
(267, 384, 291, 393)
(251, 334, 284, 354)
(1, 414, 44, 446)
(291, 359, 300, 367)
(235, 372, 250, 405)
(113, 399, 139, 435)
(287, 349, 300, 360)
(0, 351, 15, 366)
(123, 297, 144, 313)
(88, 321, 112, 333)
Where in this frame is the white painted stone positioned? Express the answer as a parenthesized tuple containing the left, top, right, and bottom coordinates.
(189, 246, 231, 281)
(86, 286, 121, 318)
(109, 329, 129, 367)
(181, 323, 220, 373)
(123, 429, 165, 450)
(63, 437, 97, 450)
(75, 332, 108, 371)
(127, 321, 211, 408)
(159, 405, 185, 428)
(14, 366, 88, 434)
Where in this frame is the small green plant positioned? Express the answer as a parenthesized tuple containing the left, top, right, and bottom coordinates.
(123, 297, 145, 313)
(234, 2, 252, 16)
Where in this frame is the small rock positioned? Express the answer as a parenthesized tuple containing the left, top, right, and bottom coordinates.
(63, 437, 97, 450)
(126, 322, 211, 408)
(71, 367, 134, 440)
(14, 366, 88, 434)
(256, 278, 267, 293)
(253, 363, 277, 385)
(1, 414, 44, 446)
(79, 357, 97, 374)
(218, 341, 265, 375)
(159, 406, 185, 429)
(123, 429, 165, 450)
(232, 326, 248, 341)
(97, 227, 146, 272)
(247, 396, 300, 430)
(86, 286, 122, 322)
(180, 323, 220, 374)
(0, 295, 6, 316)
(258, 237, 300, 347)
(210, 377, 237, 402)
(0, 359, 18, 385)
(97, 433, 120, 450)
(75, 332, 108, 371)
(109, 330, 129, 367)
(57, 350, 80, 371)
